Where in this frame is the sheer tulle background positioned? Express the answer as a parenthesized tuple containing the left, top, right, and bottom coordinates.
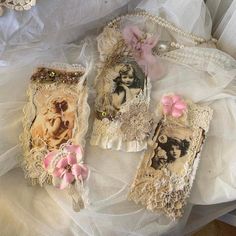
(0, 0, 236, 235)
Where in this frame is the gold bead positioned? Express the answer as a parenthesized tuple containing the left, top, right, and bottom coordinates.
(49, 71, 56, 78)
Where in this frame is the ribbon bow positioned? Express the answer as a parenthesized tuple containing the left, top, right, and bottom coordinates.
(161, 95, 187, 118)
(44, 144, 88, 189)
(122, 25, 165, 79)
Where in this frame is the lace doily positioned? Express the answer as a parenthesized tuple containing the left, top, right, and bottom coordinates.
(129, 98, 213, 220)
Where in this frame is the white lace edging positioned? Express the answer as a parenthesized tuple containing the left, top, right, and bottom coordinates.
(90, 119, 148, 152)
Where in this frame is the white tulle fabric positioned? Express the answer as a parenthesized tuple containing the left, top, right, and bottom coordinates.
(0, 0, 236, 235)
(206, 0, 236, 58)
(137, 0, 212, 39)
(0, 0, 130, 54)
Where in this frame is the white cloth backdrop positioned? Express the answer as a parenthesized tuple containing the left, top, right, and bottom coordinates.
(0, 0, 236, 235)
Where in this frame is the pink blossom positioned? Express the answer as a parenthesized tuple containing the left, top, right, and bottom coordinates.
(161, 95, 187, 118)
(44, 145, 88, 190)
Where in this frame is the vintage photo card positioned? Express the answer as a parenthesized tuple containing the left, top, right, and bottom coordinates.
(21, 66, 89, 185)
(90, 27, 153, 152)
(129, 96, 213, 219)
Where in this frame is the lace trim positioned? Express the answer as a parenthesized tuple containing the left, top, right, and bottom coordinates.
(90, 96, 153, 152)
(20, 64, 90, 186)
(0, 0, 36, 15)
(128, 99, 213, 220)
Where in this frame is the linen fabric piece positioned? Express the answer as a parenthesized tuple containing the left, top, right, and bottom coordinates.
(20, 63, 90, 211)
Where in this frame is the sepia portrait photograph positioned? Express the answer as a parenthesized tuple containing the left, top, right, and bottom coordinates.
(111, 61, 146, 110)
(151, 125, 192, 171)
(30, 87, 76, 151)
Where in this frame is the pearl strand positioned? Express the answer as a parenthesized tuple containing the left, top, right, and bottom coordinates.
(108, 11, 217, 46)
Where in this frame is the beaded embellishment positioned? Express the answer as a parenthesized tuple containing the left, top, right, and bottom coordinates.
(128, 95, 213, 219)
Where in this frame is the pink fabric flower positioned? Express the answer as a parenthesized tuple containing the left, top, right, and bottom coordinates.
(122, 25, 165, 79)
(161, 95, 187, 118)
(44, 145, 89, 189)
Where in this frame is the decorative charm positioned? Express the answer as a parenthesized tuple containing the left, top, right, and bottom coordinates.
(90, 26, 153, 152)
(128, 95, 213, 219)
(21, 64, 90, 211)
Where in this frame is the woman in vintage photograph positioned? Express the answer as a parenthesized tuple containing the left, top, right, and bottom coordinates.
(112, 62, 145, 110)
(151, 136, 190, 170)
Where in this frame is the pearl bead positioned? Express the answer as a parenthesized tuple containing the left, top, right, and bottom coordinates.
(157, 41, 170, 52)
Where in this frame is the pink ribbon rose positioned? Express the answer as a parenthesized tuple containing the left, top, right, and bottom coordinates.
(44, 144, 88, 189)
(161, 95, 187, 118)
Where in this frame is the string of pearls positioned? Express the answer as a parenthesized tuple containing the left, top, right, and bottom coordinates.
(108, 10, 217, 48)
